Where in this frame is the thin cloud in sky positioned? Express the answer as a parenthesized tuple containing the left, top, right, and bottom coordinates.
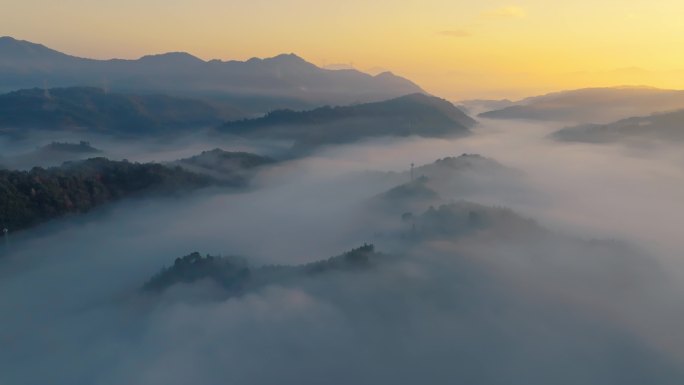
(480, 6, 527, 20)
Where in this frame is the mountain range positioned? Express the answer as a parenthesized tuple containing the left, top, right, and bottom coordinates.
(0, 36, 423, 113)
(477, 86, 684, 124)
(0, 87, 477, 151)
(552, 108, 684, 144)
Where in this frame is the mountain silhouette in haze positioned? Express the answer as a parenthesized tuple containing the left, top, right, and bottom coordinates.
(478, 86, 684, 124)
(0, 36, 424, 112)
(219, 93, 476, 152)
(171, 148, 276, 181)
(0, 87, 233, 136)
(552, 108, 684, 144)
(370, 154, 523, 214)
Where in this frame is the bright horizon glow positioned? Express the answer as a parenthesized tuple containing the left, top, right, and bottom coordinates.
(3, 0, 684, 100)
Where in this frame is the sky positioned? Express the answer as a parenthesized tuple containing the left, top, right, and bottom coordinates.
(3, 0, 684, 100)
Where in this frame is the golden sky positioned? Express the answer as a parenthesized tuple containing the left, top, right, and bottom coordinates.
(3, 0, 684, 100)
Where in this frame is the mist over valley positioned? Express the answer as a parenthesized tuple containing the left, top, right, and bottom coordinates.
(1, 33, 684, 385)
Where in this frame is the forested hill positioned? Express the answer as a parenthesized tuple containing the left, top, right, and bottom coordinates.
(0, 147, 279, 234)
(143, 244, 381, 293)
(0, 87, 229, 136)
(0, 158, 217, 233)
(219, 93, 476, 152)
(552, 108, 684, 144)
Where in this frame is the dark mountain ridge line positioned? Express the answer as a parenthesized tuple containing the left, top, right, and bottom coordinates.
(0, 36, 424, 112)
(0, 36, 391, 77)
(551, 108, 684, 144)
(0, 87, 477, 153)
(223, 93, 475, 127)
(477, 86, 684, 124)
(218, 93, 476, 153)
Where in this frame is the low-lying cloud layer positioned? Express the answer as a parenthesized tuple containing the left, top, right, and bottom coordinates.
(1, 118, 683, 384)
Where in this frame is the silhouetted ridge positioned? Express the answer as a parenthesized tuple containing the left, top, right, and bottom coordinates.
(219, 93, 475, 152)
(138, 52, 205, 65)
(0, 36, 424, 112)
(552, 108, 684, 143)
(478, 86, 684, 123)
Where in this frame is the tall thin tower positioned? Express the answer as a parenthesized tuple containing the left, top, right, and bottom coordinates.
(2, 227, 8, 251)
(410, 163, 415, 182)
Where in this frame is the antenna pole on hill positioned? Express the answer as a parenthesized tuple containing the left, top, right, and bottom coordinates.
(2, 227, 8, 251)
(410, 163, 415, 182)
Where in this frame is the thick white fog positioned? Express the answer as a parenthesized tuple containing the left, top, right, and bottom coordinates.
(1, 118, 684, 384)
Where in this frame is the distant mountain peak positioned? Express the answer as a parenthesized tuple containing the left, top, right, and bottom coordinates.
(263, 53, 316, 68)
(0, 36, 25, 45)
(0, 37, 426, 110)
(374, 71, 397, 78)
(0, 36, 45, 49)
(138, 51, 205, 64)
(0, 36, 75, 63)
(272, 53, 305, 61)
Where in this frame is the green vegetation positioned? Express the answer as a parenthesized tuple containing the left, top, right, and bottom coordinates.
(0, 87, 226, 136)
(220, 93, 475, 152)
(143, 244, 380, 293)
(144, 252, 251, 292)
(0, 157, 214, 232)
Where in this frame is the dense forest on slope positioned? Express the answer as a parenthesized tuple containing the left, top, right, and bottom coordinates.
(219, 93, 475, 152)
(0, 87, 229, 136)
(0, 147, 276, 233)
(0, 158, 216, 232)
(143, 244, 380, 293)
